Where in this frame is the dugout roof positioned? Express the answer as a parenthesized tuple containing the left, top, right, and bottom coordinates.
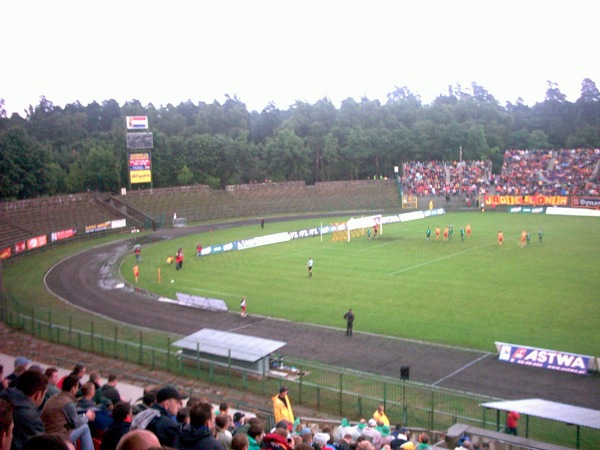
(173, 328, 286, 363)
(481, 398, 600, 430)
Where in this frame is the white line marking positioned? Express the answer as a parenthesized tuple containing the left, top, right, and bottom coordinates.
(432, 353, 491, 386)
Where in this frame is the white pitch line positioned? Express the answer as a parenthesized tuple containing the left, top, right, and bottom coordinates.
(388, 238, 515, 275)
(432, 353, 491, 386)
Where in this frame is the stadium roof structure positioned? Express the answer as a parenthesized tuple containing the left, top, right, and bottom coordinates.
(481, 398, 600, 430)
(173, 328, 286, 363)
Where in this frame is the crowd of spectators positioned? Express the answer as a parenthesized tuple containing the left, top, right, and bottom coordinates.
(2, 357, 474, 450)
(402, 149, 600, 198)
(497, 148, 600, 196)
(402, 161, 491, 197)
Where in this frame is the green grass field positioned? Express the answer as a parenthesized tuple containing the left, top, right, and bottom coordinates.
(125, 212, 600, 356)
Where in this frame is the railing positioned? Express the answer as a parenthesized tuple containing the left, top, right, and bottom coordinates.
(1, 294, 597, 448)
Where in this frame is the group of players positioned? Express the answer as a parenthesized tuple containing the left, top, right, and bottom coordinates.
(426, 224, 471, 242)
(426, 224, 544, 247)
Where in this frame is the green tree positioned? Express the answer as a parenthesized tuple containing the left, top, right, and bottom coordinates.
(265, 128, 310, 181)
(177, 164, 195, 185)
(82, 144, 120, 192)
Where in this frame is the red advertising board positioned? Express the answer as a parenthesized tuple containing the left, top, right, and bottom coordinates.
(0, 247, 11, 260)
(27, 235, 48, 250)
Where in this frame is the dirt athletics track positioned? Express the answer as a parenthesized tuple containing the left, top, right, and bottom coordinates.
(44, 219, 600, 411)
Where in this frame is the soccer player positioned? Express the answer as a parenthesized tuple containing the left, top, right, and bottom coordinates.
(460, 227, 465, 242)
(373, 223, 378, 238)
(307, 257, 313, 277)
(466, 224, 471, 239)
(426, 227, 431, 241)
(443, 226, 449, 241)
(520, 230, 527, 248)
(538, 228, 543, 244)
(449, 224, 454, 240)
(435, 226, 440, 241)
(526, 231, 531, 246)
(367, 228, 371, 240)
(133, 264, 139, 283)
(498, 230, 504, 246)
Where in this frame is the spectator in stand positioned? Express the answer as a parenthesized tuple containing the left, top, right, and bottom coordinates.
(0, 369, 48, 450)
(76, 382, 97, 411)
(0, 366, 8, 394)
(216, 414, 233, 450)
(88, 373, 102, 392)
(21, 434, 76, 450)
(416, 433, 431, 450)
(143, 386, 183, 448)
(41, 375, 95, 450)
(180, 402, 223, 450)
(100, 401, 132, 450)
(57, 364, 86, 390)
(0, 398, 13, 450)
(115, 429, 160, 450)
(247, 424, 264, 450)
(95, 374, 122, 406)
(7, 357, 31, 388)
(132, 387, 157, 416)
(361, 419, 380, 443)
(232, 433, 249, 450)
(44, 368, 60, 401)
(233, 412, 245, 431)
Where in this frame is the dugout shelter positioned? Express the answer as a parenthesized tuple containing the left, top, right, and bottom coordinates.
(173, 328, 286, 376)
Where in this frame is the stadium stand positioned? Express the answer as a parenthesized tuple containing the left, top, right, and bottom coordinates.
(0, 193, 127, 250)
(497, 148, 600, 196)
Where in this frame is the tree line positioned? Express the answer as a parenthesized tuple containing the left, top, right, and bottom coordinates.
(1, 79, 599, 200)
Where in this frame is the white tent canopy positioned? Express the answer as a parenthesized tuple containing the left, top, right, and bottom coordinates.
(481, 398, 600, 430)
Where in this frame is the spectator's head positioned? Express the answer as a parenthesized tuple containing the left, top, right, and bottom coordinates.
(80, 381, 95, 398)
(233, 411, 245, 425)
(177, 407, 190, 425)
(112, 401, 133, 422)
(13, 356, 31, 374)
(313, 433, 330, 449)
(418, 433, 429, 444)
(215, 414, 229, 430)
(155, 386, 183, 416)
(71, 364, 86, 379)
(0, 399, 13, 450)
(219, 402, 229, 414)
(88, 372, 101, 386)
(44, 368, 59, 386)
(190, 402, 213, 428)
(278, 386, 288, 399)
(21, 433, 75, 450)
(232, 432, 249, 450)
(107, 374, 118, 385)
(61, 375, 79, 394)
(248, 424, 265, 443)
(16, 370, 48, 407)
(116, 429, 160, 450)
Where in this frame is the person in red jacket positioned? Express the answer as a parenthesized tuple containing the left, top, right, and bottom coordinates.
(506, 410, 520, 435)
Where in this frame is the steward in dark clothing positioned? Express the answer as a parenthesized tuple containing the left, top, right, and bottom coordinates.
(180, 424, 224, 450)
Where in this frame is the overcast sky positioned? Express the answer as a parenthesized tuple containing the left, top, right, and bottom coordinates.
(2, 0, 599, 117)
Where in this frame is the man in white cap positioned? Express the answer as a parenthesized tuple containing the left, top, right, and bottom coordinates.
(361, 419, 381, 443)
(313, 433, 330, 450)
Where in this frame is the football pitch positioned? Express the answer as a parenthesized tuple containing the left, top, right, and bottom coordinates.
(126, 212, 600, 356)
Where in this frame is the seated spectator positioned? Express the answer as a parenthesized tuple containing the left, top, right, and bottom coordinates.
(232, 433, 249, 450)
(95, 375, 122, 406)
(216, 414, 233, 450)
(0, 369, 48, 450)
(41, 375, 95, 450)
(180, 402, 223, 450)
(43, 368, 60, 402)
(57, 365, 86, 391)
(21, 433, 76, 450)
(7, 357, 31, 388)
(115, 429, 160, 450)
(247, 423, 265, 450)
(100, 401, 132, 450)
(139, 386, 183, 448)
(0, 398, 13, 450)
